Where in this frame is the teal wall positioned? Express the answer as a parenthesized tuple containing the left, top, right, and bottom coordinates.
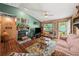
(27, 15, 40, 28)
(0, 3, 40, 28)
(0, 3, 28, 18)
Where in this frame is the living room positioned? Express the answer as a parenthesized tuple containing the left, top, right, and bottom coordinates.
(0, 3, 79, 56)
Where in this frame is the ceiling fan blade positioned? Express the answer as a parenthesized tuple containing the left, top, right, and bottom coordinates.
(44, 14, 53, 16)
(48, 14, 53, 16)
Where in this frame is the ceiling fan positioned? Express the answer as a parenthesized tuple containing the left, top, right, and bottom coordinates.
(43, 11, 53, 17)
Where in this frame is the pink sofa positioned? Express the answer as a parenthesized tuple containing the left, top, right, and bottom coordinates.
(55, 34, 79, 56)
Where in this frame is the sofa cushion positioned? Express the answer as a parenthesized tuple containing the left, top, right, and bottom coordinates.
(67, 34, 79, 47)
(69, 38, 79, 55)
(55, 45, 71, 56)
(57, 40, 69, 48)
(67, 34, 79, 55)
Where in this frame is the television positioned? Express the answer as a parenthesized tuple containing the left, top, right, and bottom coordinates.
(35, 28, 41, 34)
(34, 28, 41, 38)
(28, 28, 41, 38)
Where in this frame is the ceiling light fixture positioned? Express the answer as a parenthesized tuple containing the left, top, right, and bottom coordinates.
(43, 11, 53, 17)
(24, 8, 29, 11)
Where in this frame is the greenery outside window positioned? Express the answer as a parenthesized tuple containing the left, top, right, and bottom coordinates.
(44, 24, 54, 32)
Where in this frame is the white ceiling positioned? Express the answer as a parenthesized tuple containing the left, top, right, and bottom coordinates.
(5, 3, 78, 22)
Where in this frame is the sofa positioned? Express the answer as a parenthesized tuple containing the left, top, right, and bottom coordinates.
(55, 34, 79, 56)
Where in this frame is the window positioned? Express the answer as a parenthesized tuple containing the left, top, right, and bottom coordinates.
(44, 24, 54, 32)
(58, 20, 71, 37)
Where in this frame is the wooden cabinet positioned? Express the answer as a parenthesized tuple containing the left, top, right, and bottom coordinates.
(1, 15, 17, 40)
(0, 16, 1, 41)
